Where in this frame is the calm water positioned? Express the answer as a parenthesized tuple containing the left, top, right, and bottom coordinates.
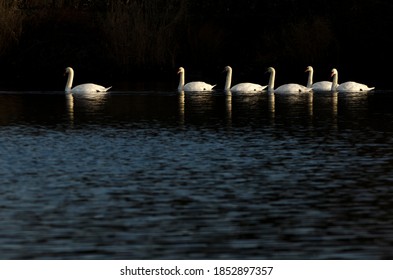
(1, 90, 393, 259)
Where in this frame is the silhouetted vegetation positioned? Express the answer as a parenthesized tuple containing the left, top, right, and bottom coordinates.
(0, 0, 393, 89)
(0, 1, 22, 55)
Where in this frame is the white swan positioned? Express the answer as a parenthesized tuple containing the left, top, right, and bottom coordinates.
(177, 67, 216, 92)
(330, 68, 375, 92)
(267, 67, 312, 94)
(65, 67, 111, 94)
(305, 66, 333, 92)
(224, 66, 267, 92)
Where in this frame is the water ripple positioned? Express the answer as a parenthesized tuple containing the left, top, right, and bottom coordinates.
(1, 91, 393, 259)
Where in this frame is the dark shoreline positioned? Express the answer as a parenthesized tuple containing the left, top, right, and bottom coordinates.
(0, 1, 392, 90)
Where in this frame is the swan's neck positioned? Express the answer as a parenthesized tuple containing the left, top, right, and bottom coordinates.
(178, 71, 185, 91)
(268, 69, 275, 92)
(331, 72, 338, 91)
(307, 69, 313, 88)
(65, 69, 74, 92)
(224, 68, 232, 90)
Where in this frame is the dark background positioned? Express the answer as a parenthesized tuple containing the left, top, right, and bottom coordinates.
(0, 0, 391, 90)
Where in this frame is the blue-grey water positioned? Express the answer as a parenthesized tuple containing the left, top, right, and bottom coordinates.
(1, 90, 393, 259)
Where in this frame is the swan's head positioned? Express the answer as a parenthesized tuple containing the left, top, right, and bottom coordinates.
(331, 68, 338, 77)
(177, 67, 185, 75)
(65, 67, 73, 75)
(305, 66, 313, 72)
(266, 67, 275, 74)
(224, 66, 232, 72)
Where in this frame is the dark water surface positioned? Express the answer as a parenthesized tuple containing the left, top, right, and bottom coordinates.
(1, 90, 393, 259)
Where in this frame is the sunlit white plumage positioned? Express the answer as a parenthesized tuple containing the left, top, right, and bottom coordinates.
(330, 68, 375, 92)
(275, 83, 311, 93)
(267, 67, 312, 94)
(305, 66, 333, 92)
(65, 67, 111, 94)
(224, 66, 267, 92)
(177, 67, 216, 92)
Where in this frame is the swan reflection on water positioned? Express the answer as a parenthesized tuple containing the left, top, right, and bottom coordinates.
(177, 90, 345, 128)
(178, 91, 185, 125)
(65, 93, 74, 125)
(265, 91, 342, 126)
(0, 88, 379, 132)
(225, 90, 232, 125)
(334, 90, 370, 121)
(70, 91, 108, 109)
(65, 91, 109, 126)
(332, 91, 338, 118)
(268, 92, 275, 114)
(178, 90, 230, 126)
(268, 91, 313, 115)
(62, 89, 373, 130)
(308, 92, 313, 117)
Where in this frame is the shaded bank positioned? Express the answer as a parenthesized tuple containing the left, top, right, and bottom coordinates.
(0, 0, 392, 90)
(0, 1, 22, 56)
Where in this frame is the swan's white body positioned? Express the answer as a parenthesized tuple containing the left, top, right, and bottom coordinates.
(177, 67, 215, 92)
(224, 66, 267, 92)
(275, 83, 311, 93)
(267, 67, 312, 93)
(331, 68, 375, 92)
(65, 67, 111, 94)
(312, 81, 334, 92)
(305, 66, 333, 92)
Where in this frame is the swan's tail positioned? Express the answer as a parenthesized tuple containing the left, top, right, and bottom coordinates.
(96, 86, 112, 93)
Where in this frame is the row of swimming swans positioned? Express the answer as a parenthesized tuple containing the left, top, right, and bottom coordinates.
(177, 66, 375, 93)
(63, 65, 374, 94)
